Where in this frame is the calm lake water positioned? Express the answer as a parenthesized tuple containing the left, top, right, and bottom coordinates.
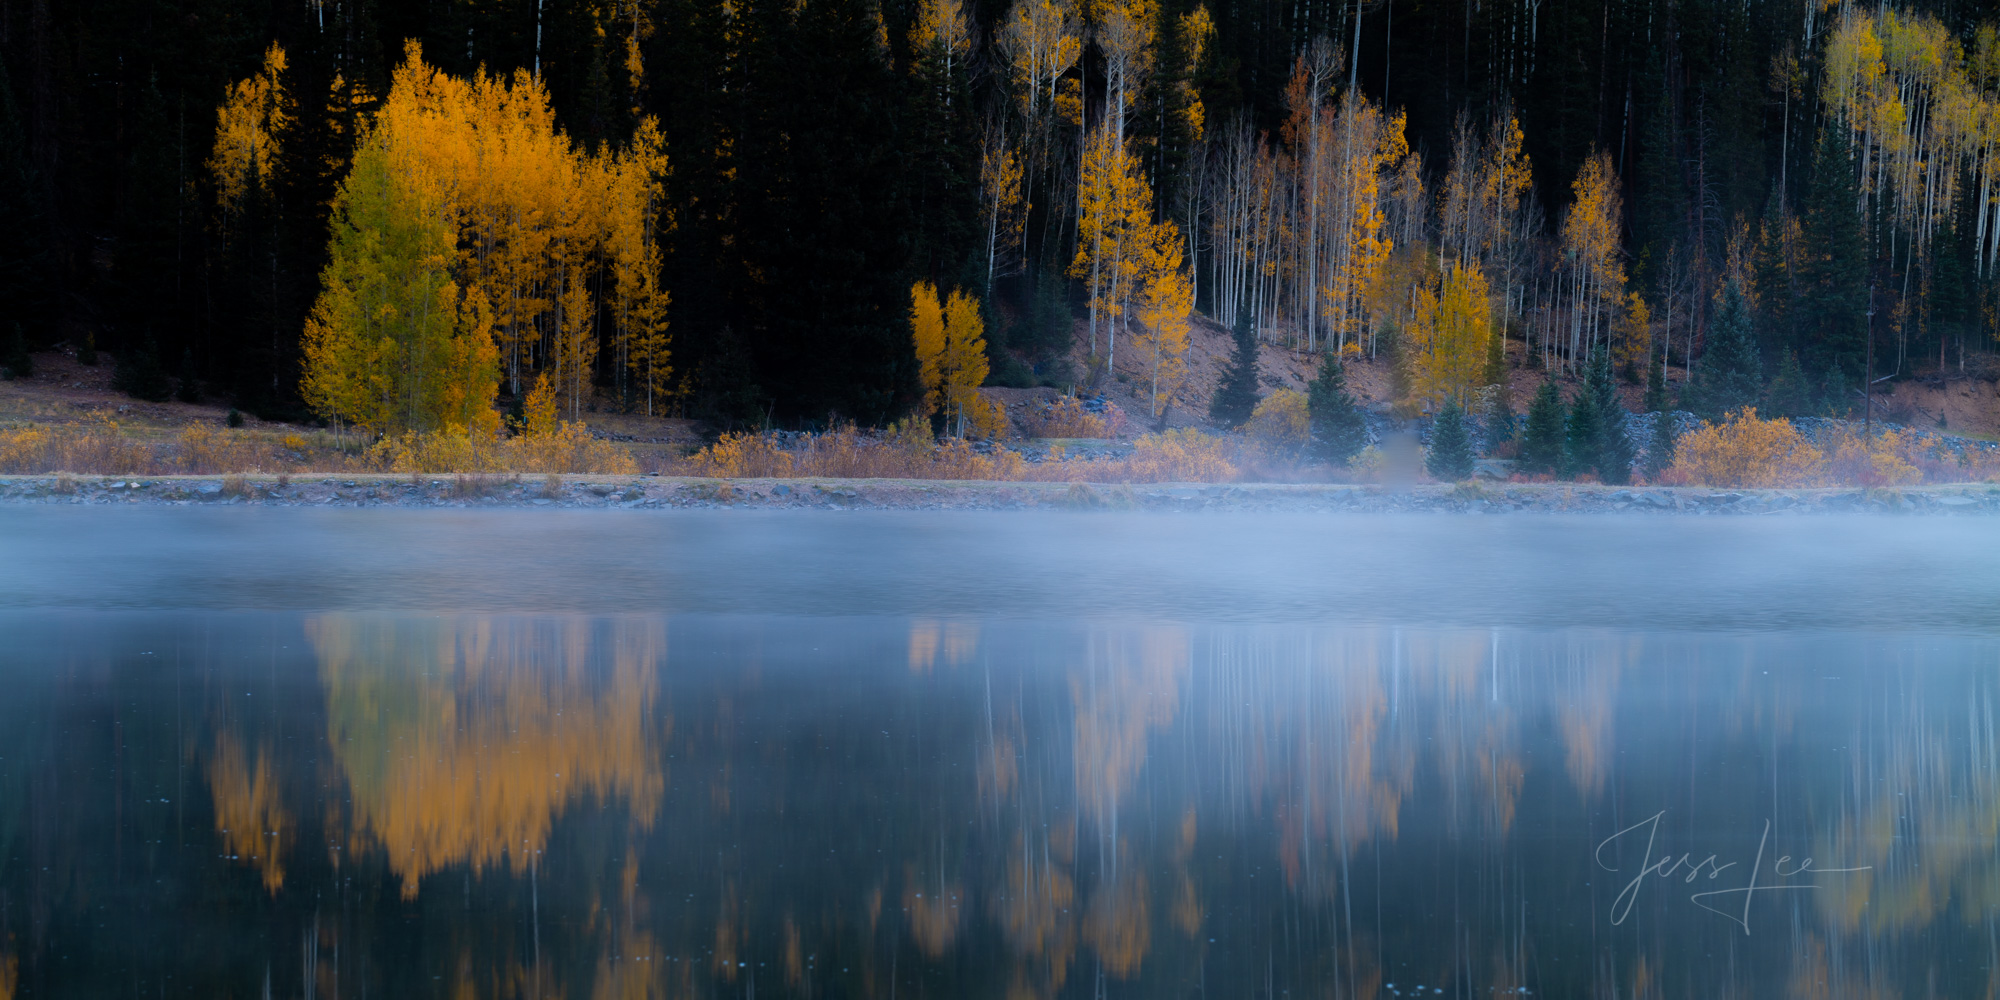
(2, 509, 1998, 998)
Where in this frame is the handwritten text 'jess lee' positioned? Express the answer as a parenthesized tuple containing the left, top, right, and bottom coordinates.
(1594, 811, 1870, 935)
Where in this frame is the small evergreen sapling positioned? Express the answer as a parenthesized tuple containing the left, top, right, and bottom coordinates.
(1587, 353, 1634, 484)
(1209, 310, 1262, 428)
(113, 334, 173, 402)
(1563, 377, 1602, 479)
(1519, 378, 1566, 475)
(1, 324, 30, 379)
(1425, 400, 1476, 482)
(1306, 351, 1369, 465)
(1683, 277, 1762, 419)
(1644, 409, 1678, 481)
(1764, 349, 1813, 418)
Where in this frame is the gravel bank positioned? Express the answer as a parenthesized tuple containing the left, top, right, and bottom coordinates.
(3, 474, 1997, 514)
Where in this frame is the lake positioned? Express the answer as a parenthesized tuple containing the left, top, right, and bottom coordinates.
(1, 508, 1996, 997)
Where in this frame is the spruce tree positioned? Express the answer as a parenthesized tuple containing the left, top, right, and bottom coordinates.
(1563, 376, 1603, 479)
(176, 348, 202, 403)
(1519, 378, 1567, 475)
(1588, 353, 1635, 485)
(1643, 354, 1670, 414)
(1643, 410, 1678, 482)
(1306, 351, 1369, 465)
(1209, 310, 1262, 428)
(1798, 126, 1866, 372)
(113, 334, 173, 402)
(1425, 399, 1476, 482)
(2, 323, 30, 379)
(1684, 277, 1762, 420)
(1764, 349, 1813, 418)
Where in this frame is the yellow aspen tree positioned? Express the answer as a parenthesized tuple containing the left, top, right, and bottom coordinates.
(940, 288, 991, 436)
(911, 281, 950, 417)
(1407, 261, 1492, 407)
(552, 267, 598, 421)
(979, 122, 1028, 299)
(1559, 150, 1626, 368)
(209, 44, 293, 220)
(1000, 0, 1082, 129)
(1134, 219, 1194, 416)
(910, 0, 973, 79)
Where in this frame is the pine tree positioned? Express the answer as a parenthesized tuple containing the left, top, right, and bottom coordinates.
(1643, 354, 1669, 414)
(176, 348, 202, 403)
(114, 334, 173, 402)
(1588, 353, 1635, 485)
(1765, 349, 1814, 418)
(1798, 126, 1866, 371)
(1209, 310, 1261, 427)
(1683, 277, 1762, 420)
(1425, 400, 1475, 482)
(1519, 378, 1566, 476)
(1306, 351, 1369, 465)
(1563, 376, 1603, 479)
(1643, 410, 1678, 482)
(2, 323, 30, 379)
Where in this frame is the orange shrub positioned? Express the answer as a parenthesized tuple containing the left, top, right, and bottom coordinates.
(1822, 427, 1923, 487)
(1119, 428, 1237, 483)
(1667, 409, 1826, 488)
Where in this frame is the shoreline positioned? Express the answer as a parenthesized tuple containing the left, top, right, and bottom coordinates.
(1, 474, 1995, 514)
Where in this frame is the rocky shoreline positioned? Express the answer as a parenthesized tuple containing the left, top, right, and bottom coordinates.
(2, 474, 1997, 514)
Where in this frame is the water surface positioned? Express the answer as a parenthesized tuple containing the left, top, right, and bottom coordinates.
(0, 509, 1995, 997)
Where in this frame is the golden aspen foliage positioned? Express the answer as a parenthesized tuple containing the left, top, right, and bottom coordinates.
(301, 125, 500, 436)
(999, 0, 1082, 126)
(1246, 388, 1310, 449)
(1668, 409, 1828, 488)
(1072, 123, 1154, 358)
(1133, 218, 1194, 416)
(1558, 150, 1627, 366)
(909, 281, 992, 435)
(980, 126, 1029, 293)
(301, 42, 671, 432)
(206, 735, 293, 894)
(209, 43, 293, 218)
(1407, 260, 1493, 407)
(911, 280, 949, 415)
(1174, 6, 1215, 141)
(910, 0, 973, 73)
(520, 371, 561, 439)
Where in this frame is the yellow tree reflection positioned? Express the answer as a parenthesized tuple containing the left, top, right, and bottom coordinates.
(207, 734, 293, 893)
(310, 615, 666, 899)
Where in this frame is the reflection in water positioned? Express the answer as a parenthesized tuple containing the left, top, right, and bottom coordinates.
(0, 614, 1996, 997)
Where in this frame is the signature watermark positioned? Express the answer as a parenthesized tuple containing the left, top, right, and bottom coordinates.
(1594, 810, 1870, 935)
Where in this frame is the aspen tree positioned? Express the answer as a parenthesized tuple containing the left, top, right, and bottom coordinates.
(1406, 261, 1492, 407)
(1133, 218, 1194, 416)
(209, 44, 293, 220)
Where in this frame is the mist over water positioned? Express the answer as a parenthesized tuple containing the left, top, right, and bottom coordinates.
(0, 509, 1997, 997)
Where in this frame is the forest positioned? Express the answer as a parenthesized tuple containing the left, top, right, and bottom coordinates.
(2, 0, 1998, 439)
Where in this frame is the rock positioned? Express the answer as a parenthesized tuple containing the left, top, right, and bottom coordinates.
(588, 484, 612, 496)
(1937, 495, 1977, 506)
(199, 483, 221, 495)
(772, 484, 792, 496)
(532, 498, 552, 506)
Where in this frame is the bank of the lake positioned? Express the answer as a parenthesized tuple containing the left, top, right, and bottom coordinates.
(2, 473, 1998, 513)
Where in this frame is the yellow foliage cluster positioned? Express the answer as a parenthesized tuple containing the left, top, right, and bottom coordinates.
(1405, 260, 1492, 407)
(910, 282, 992, 434)
(368, 422, 638, 475)
(1667, 409, 1827, 488)
(1119, 429, 1237, 483)
(1245, 388, 1309, 449)
(209, 44, 292, 219)
(1023, 395, 1115, 438)
(1824, 427, 1927, 487)
(683, 424, 1240, 483)
(0, 417, 184, 475)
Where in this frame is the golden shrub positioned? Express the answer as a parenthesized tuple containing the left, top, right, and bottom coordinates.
(1668, 409, 1826, 488)
(1120, 428, 1237, 483)
(1823, 427, 1924, 487)
(691, 431, 797, 478)
(1245, 389, 1310, 450)
(1024, 395, 1111, 438)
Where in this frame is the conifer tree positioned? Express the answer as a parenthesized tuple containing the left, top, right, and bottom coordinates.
(1519, 378, 1566, 476)
(1643, 354, 1669, 415)
(1209, 310, 1261, 427)
(1643, 409, 1678, 482)
(1425, 400, 1475, 482)
(1563, 375, 1603, 479)
(2, 324, 30, 379)
(1764, 349, 1813, 418)
(114, 335, 174, 402)
(1587, 353, 1634, 485)
(1480, 329, 1514, 454)
(1683, 277, 1762, 420)
(176, 349, 202, 403)
(1306, 351, 1368, 465)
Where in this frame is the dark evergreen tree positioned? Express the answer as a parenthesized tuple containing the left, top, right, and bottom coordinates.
(1644, 410, 1679, 482)
(1764, 349, 1813, 418)
(1587, 353, 1635, 485)
(1209, 311, 1262, 427)
(1683, 277, 1762, 420)
(1563, 376, 1603, 480)
(1425, 400, 1475, 482)
(113, 335, 173, 402)
(2, 324, 31, 379)
(1306, 352, 1369, 465)
(1519, 379, 1567, 476)
(176, 348, 202, 404)
(1797, 126, 1866, 371)
(1643, 354, 1670, 414)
